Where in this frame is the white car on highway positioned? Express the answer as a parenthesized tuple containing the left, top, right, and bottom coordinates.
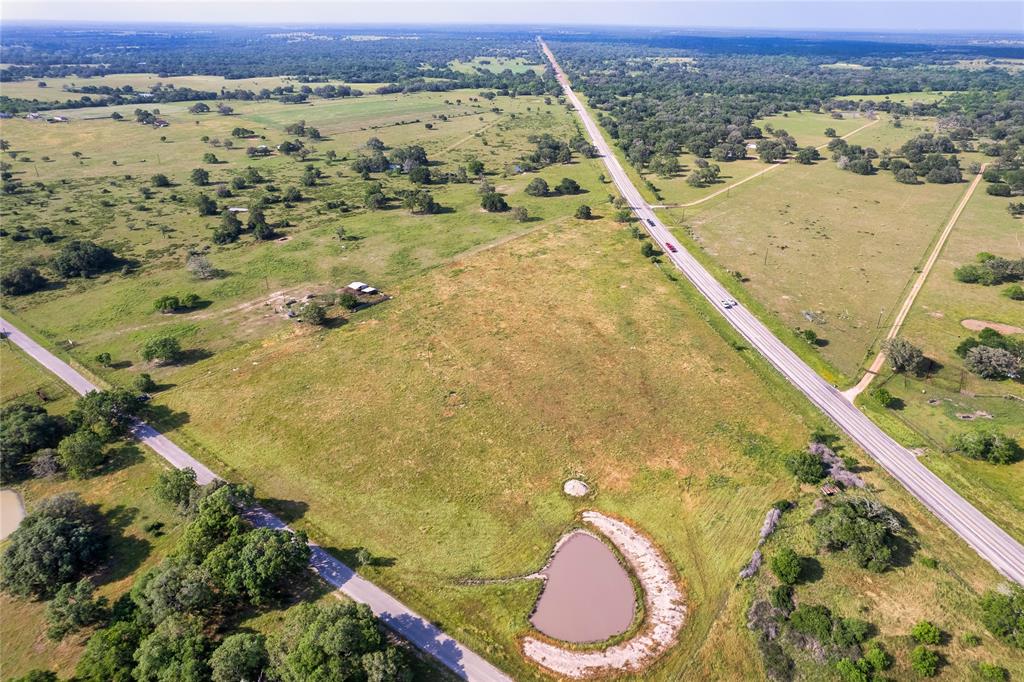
(720, 298, 738, 309)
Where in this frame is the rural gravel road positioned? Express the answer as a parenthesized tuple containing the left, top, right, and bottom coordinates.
(540, 39, 1024, 585)
(0, 317, 513, 682)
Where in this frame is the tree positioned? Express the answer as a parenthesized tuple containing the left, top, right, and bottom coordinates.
(57, 430, 105, 478)
(895, 168, 919, 184)
(133, 615, 211, 682)
(481, 192, 508, 212)
(1004, 284, 1024, 300)
(210, 633, 268, 682)
(189, 168, 210, 186)
(151, 174, 170, 187)
(154, 295, 181, 313)
(1, 266, 48, 295)
(525, 177, 549, 196)
(75, 619, 145, 682)
(770, 547, 802, 585)
(911, 620, 942, 645)
(408, 165, 431, 185)
(0, 493, 106, 598)
(155, 468, 199, 512)
(202, 153, 219, 164)
(195, 194, 218, 216)
(132, 559, 215, 627)
(784, 450, 826, 483)
(268, 602, 411, 682)
(71, 388, 144, 441)
(814, 497, 899, 572)
(511, 206, 529, 222)
(189, 103, 210, 114)
(640, 242, 656, 258)
(300, 302, 326, 325)
(824, 127, 837, 137)
(882, 337, 925, 374)
(283, 186, 303, 203)
(965, 346, 1021, 380)
(0, 403, 65, 482)
(204, 528, 311, 605)
(45, 578, 107, 640)
(52, 240, 117, 278)
(979, 585, 1024, 648)
(176, 484, 252, 563)
(466, 159, 484, 176)
(556, 177, 581, 194)
(186, 254, 215, 280)
(8, 671, 58, 682)
(575, 204, 593, 220)
(910, 646, 939, 677)
(141, 336, 182, 365)
(795, 147, 819, 164)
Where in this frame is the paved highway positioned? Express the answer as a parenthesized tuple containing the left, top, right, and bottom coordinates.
(540, 39, 1024, 585)
(0, 317, 512, 682)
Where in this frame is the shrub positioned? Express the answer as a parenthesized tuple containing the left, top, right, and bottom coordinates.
(556, 177, 581, 194)
(861, 641, 892, 673)
(789, 604, 833, 642)
(910, 645, 939, 677)
(950, 430, 1022, 464)
(770, 547, 802, 585)
(1, 266, 48, 295)
(986, 183, 1011, 197)
(1005, 284, 1024, 300)
(979, 585, 1024, 648)
(977, 662, 1008, 681)
(45, 578, 107, 640)
(965, 346, 1021, 380)
(480, 192, 508, 212)
(575, 204, 592, 219)
(831, 617, 871, 647)
(153, 295, 181, 313)
(525, 177, 549, 196)
(155, 468, 199, 512)
(769, 584, 794, 612)
(961, 632, 982, 647)
(867, 387, 894, 408)
(911, 620, 942, 645)
(151, 174, 170, 187)
(95, 352, 113, 366)
(300, 302, 326, 326)
(784, 449, 826, 484)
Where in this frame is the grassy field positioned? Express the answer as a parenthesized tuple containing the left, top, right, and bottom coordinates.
(665, 117, 979, 378)
(0, 73, 390, 102)
(4, 83, 1023, 680)
(836, 90, 956, 105)
(0, 88, 593, 378)
(860, 183, 1024, 543)
(448, 56, 545, 75)
(615, 111, 868, 209)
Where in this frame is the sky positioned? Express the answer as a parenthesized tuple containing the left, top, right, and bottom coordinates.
(2, 0, 1023, 34)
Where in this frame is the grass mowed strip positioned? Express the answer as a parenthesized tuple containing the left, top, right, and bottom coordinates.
(448, 56, 545, 74)
(674, 120, 975, 378)
(864, 185, 1024, 542)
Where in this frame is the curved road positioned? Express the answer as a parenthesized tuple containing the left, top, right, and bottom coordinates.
(0, 317, 512, 682)
(540, 39, 1024, 585)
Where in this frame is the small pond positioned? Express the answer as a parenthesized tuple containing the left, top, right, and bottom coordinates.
(529, 531, 635, 643)
(0, 489, 26, 541)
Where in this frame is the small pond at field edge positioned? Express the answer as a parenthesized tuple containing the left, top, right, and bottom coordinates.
(1, 489, 26, 541)
(529, 531, 636, 643)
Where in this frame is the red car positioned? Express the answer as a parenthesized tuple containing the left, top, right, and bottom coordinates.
(665, 242, 678, 253)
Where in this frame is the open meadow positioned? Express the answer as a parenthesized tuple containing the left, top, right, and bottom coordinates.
(663, 116, 980, 379)
(863, 184, 1024, 543)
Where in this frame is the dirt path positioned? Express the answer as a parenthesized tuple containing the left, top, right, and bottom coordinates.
(962, 319, 1024, 335)
(649, 118, 881, 210)
(521, 511, 686, 678)
(844, 165, 988, 400)
(441, 115, 503, 155)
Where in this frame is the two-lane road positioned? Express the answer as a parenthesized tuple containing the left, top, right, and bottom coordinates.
(0, 318, 512, 682)
(540, 39, 1024, 584)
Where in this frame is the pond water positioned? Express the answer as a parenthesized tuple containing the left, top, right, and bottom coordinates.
(0, 489, 26, 541)
(529, 531, 636, 643)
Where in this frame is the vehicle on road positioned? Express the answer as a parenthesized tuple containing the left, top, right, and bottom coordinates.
(665, 242, 678, 253)
(646, 219, 655, 227)
(720, 299, 737, 309)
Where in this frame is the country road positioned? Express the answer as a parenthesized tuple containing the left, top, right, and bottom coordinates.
(844, 164, 988, 400)
(540, 39, 1024, 584)
(0, 317, 512, 682)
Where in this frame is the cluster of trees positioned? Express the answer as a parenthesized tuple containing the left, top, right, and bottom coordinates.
(827, 138, 877, 175)
(153, 292, 202, 314)
(1, 387, 145, 484)
(955, 251, 1024, 287)
(524, 176, 582, 197)
(950, 429, 1022, 465)
(813, 497, 902, 573)
(283, 119, 322, 140)
(954, 327, 1023, 381)
(523, 134, 575, 167)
